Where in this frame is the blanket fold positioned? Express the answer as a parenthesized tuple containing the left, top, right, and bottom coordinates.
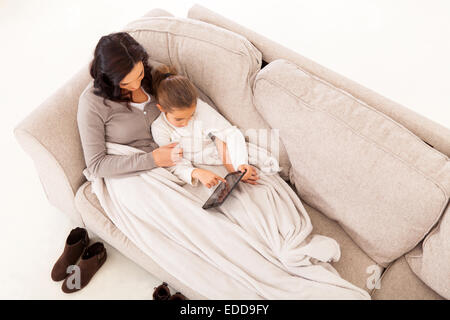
(83, 142, 370, 300)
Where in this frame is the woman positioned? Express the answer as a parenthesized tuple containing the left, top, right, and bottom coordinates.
(77, 32, 185, 179)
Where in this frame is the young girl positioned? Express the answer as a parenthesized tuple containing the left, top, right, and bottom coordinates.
(150, 64, 259, 188)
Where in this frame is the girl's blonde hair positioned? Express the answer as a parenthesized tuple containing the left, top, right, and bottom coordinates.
(152, 64, 198, 112)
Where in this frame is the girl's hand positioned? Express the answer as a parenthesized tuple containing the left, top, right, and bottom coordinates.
(192, 168, 227, 188)
(238, 164, 259, 185)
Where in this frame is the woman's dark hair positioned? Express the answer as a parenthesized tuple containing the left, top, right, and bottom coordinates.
(152, 64, 198, 112)
(89, 32, 154, 110)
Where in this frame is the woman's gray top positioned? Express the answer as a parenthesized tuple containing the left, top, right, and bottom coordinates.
(77, 80, 161, 179)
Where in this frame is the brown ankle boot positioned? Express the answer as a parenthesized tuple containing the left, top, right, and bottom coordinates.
(168, 292, 187, 300)
(51, 227, 89, 282)
(61, 242, 107, 293)
(153, 282, 171, 300)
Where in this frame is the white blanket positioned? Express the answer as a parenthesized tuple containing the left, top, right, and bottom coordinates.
(84, 142, 370, 299)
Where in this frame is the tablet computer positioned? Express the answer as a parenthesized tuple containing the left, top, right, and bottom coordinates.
(202, 170, 246, 210)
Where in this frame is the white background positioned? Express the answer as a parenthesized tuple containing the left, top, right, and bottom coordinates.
(1, 0, 449, 299)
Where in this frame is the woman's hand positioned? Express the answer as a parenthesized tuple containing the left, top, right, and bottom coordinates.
(192, 168, 227, 188)
(152, 142, 183, 167)
(238, 164, 259, 185)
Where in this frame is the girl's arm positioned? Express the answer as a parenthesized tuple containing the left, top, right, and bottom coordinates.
(196, 99, 249, 170)
(211, 126, 249, 172)
(214, 137, 259, 185)
(198, 98, 259, 184)
(213, 137, 235, 173)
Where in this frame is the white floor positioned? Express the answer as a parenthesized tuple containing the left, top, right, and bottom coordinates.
(1, 0, 449, 299)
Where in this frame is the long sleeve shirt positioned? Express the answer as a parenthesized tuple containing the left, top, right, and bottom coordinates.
(77, 80, 161, 179)
(150, 98, 249, 186)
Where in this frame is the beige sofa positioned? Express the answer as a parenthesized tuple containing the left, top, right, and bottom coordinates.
(14, 5, 449, 300)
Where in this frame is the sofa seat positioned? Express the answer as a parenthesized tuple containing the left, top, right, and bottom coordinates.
(301, 202, 382, 294)
(75, 177, 383, 298)
(371, 256, 443, 300)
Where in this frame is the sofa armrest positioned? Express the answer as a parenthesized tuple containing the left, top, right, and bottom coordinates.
(14, 64, 92, 226)
(188, 4, 450, 158)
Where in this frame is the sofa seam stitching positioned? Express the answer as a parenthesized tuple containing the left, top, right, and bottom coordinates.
(128, 16, 252, 43)
(82, 182, 108, 215)
(420, 198, 449, 249)
(126, 28, 249, 58)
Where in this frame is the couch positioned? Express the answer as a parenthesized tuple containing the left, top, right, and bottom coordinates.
(14, 4, 450, 300)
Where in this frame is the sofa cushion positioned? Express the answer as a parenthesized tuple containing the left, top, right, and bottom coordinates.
(253, 59, 450, 267)
(121, 16, 291, 179)
(406, 205, 450, 299)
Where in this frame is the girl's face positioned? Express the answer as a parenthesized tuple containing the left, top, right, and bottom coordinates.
(157, 102, 196, 128)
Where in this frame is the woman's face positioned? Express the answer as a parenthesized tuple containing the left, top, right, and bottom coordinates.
(119, 61, 144, 92)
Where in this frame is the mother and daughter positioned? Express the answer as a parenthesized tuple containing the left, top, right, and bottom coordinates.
(78, 32, 259, 188)
(77, 32, 370, 300)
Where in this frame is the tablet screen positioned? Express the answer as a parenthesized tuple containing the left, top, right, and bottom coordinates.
(202, 170, 246, 209)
